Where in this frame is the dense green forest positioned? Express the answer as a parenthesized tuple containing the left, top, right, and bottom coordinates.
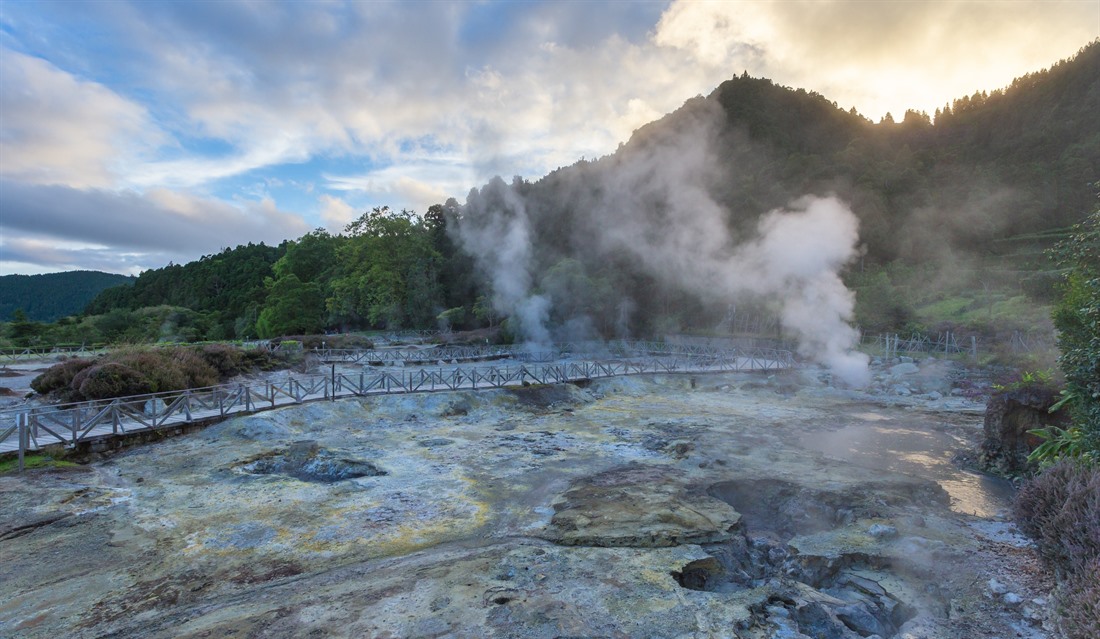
(0, 271, 135, 322)
(4, 41, 1097, 347)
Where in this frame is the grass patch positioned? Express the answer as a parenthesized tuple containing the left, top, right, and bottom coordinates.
(916, 293, 1052, 328)
(0, 454, 80, 474)
(916, 296, 973, 321)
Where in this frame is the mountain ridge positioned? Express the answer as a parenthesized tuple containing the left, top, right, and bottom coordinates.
(0, 271, 135, 322)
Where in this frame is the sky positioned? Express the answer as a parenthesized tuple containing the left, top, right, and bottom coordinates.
(1, 0, 1097, 276)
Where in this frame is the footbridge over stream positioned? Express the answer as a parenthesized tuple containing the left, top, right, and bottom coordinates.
(0, 341, 793, 465)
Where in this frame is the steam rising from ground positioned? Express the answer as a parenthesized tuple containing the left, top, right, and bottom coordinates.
(734, 197, 870, 387)
(454, 101, 869, 385)
(455, 177, 551, 349)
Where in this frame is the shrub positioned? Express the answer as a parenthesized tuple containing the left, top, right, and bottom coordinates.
(240, 346, 281, 371)
(1015, 462, 1100, 572)
(1057, 557, 1100, 639)
(111, 348, 219, 392)
(30, 344, 292, 402)
(73, 362, 152, 399)
(1049, 199, 1100, 457)
(30, 358, 94, 395)
(197, 343, 247, 377)
(1015, 461, 1100, 639)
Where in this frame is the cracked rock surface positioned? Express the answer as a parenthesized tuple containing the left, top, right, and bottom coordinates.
(0, 371, 1053, 638)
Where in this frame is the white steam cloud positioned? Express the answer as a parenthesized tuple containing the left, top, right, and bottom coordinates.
(733, 197, 870, 387)
(455, 176, 552, 349)
(455, 98, 870, 385)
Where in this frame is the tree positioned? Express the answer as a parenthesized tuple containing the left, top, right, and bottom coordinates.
(255, 274, 324, 338)
(1049, 190, 1100, 457)
(273, 228, 339, 284)
(6, 308, 45, 346)
(328, 207, 444, 329)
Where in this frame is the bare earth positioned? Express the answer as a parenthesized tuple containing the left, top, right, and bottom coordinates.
(0, 364, 1056, 638)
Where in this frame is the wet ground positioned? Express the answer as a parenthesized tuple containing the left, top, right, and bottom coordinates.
(0, 365, 1055, 638)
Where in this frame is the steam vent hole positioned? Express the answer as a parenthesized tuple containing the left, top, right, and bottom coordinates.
(239, 441, 386, 484)
(671, 557, 725, 592)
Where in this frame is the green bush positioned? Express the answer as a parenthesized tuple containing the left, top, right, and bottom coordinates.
(1050, 197, 1100, 457)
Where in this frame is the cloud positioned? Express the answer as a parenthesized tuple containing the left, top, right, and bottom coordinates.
(318, 194, 357, 233)
(324, 156, 476, 212)
(0, 48, 162, 188)
(654, 0, 1098, 118)
(0, 180, 308, 270)
(1, 0, 1094, 276)
(0, 236, 148, 275)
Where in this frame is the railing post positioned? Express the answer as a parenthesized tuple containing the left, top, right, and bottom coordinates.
(18, 412, 26, 473)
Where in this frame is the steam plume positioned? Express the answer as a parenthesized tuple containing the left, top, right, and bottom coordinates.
(454, 176, 551, 348)
(454, 99, 870, 385)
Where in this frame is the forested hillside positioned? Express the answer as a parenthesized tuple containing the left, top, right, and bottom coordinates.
(51, 40, 1098, 343)
(85, 243, 285, 339)
(0, 271, 134, 322)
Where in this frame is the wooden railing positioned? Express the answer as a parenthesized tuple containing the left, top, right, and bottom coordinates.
(0, 344, 793, 469)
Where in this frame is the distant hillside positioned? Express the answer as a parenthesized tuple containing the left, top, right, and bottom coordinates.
(85, 243, 285, 338)
(0, 271, 135, 322)
(528, 40, 1099, 265)
(77, 41, 1099, 340)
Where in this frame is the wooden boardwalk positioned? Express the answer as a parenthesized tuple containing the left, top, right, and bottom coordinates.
(1, 345, 792, 460)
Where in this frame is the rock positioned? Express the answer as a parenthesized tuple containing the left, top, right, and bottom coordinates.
(868, 524, 898, 540)
(1003, 592, 1022, 607)
(893, 385, 912, 396)
(671, 556, 725, 591)
(417, 438, 455, 448)
(840, 574, 887, 598)
(925, 391, 943, 401)
(442, 398, 471, 416)
(899, 356, 915, 364)
(988, 578, 1008, 595)
(980, 386, 1067, 474)
(792, 601, 861, 639)
(835, 601, 895, 637)
(541, 464, 741, 547)
(889, 363, 919, 376)
(207, 416, 293, 441)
